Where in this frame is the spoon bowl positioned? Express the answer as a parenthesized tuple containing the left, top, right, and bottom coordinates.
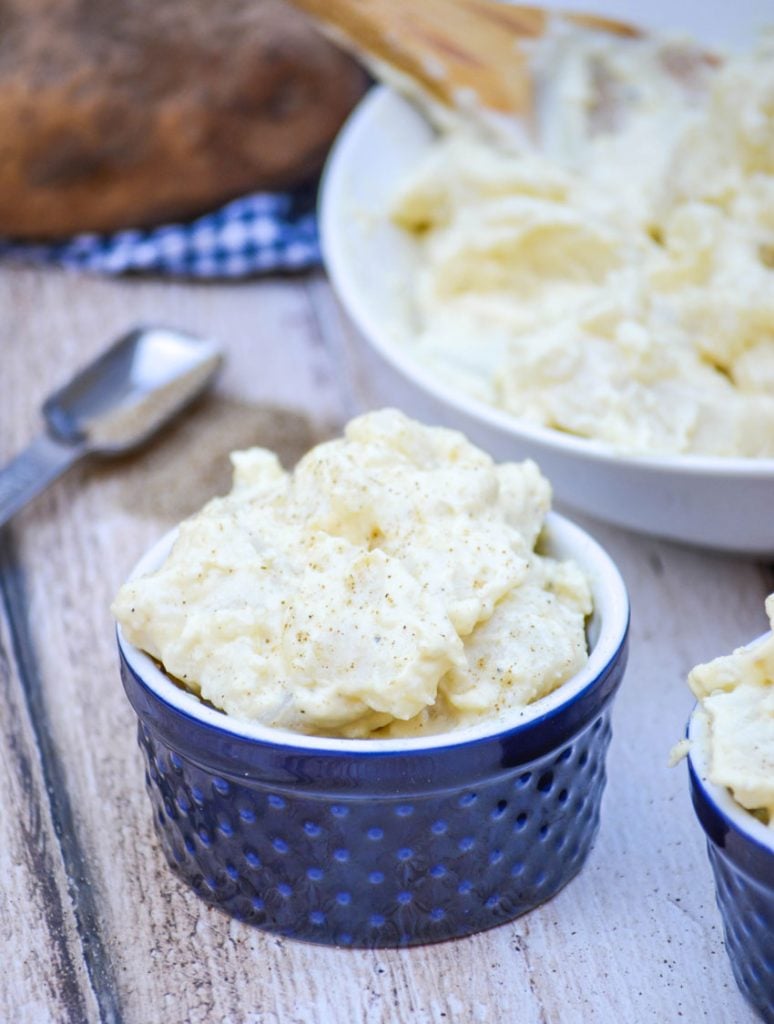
(0, 326, 222, 527)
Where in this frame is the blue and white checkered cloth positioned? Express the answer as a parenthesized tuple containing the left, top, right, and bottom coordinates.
(0, 182, 321, 278)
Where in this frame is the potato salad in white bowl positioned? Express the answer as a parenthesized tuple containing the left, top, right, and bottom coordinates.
(319, 3, 774, 553)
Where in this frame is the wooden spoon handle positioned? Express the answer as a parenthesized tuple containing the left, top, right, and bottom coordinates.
(289, 0, 641, 115)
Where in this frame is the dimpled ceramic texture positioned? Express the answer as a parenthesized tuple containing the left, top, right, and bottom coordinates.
(121, 639, 622, 947)
(689, 763, 774, 1022)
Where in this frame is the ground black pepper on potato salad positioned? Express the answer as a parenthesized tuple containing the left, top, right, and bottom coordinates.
(113, 410, 591, 738)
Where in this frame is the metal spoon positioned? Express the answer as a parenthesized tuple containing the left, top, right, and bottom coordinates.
(0, 326, 223, 528)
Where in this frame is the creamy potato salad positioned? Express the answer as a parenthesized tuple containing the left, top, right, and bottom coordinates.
(689, 596, 774, 825)
(113, 410, 591, 738)
(392, 33, 774, 456)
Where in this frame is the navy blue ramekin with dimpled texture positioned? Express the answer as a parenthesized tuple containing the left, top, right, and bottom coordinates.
(688, 710, 774, 1023)
(117, 513, 629, 948)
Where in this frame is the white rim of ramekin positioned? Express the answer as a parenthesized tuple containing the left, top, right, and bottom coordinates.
(688, 700, 774, 854)
(318, 86, 774, 482)
(117, 511, 629, 754)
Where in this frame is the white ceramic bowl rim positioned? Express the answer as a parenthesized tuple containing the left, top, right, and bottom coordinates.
(117, 511, 629, 755)
(688, 698, 774, 854)
(319, 86, 774, 481)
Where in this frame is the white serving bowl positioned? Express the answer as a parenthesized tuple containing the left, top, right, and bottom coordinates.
(319, 8, 774, 556)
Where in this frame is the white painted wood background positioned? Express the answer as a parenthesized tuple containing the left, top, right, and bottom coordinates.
(1, 264, 770, 1023)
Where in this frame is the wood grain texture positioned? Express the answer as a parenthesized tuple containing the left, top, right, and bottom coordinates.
(0, 264, 768, 1023)
(0, 547, 101, 1024)
(286, 0, 639, 118)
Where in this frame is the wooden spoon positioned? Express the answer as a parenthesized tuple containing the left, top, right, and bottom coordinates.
(287, 0, 642, 122)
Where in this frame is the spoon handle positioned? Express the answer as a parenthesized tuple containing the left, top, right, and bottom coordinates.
(286, 0, 641, 117)
(0, 433, 85, 529)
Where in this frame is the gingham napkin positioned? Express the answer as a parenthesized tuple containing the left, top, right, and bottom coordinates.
(0, 183, 321, 278)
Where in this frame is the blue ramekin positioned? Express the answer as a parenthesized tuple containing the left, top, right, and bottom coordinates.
(117, 512, 629, 948)
(687, 707, 774, 1022)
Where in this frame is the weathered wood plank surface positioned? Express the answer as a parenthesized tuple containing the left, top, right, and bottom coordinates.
(0, 264, 768, 1023)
